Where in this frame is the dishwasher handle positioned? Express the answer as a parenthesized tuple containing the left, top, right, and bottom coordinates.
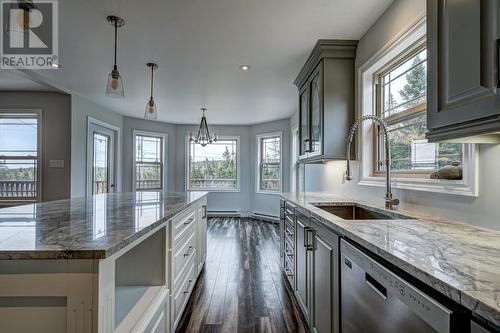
(365, 273, 387, 300)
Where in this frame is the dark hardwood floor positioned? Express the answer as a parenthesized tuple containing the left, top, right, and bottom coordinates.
(176, 217, 308, 333)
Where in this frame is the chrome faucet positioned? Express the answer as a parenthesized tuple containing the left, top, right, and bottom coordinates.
(345, 115, 400, 210)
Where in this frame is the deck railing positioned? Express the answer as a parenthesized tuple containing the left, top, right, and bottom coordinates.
(189, 179, 237, 189)
(0, 181, 37, 198)
(136, 179, 162, 190)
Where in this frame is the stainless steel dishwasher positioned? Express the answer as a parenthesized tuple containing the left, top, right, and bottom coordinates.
(341, 239, 453, 333)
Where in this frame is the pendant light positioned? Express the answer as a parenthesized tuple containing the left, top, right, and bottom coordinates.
(144, 62, 159, 120)
(190, 108, 218, 147)
(106, 15, 125, 97)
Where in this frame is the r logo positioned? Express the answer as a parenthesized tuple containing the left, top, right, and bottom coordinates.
(9, 8, 48, 49)
(1, 0, 58, 69)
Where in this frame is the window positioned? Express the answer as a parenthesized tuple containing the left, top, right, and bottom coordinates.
(257, 133, 282, 193)
(187, 137, 239, 191)
(134, 132, 166, 191)
(374, 42, 463, 176)
(0, 113, 40, 202)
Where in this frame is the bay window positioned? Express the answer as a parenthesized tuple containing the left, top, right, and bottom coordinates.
(134, 131, 166, 191)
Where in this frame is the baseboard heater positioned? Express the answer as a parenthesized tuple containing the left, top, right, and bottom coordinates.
(207, 210, 241, 217)
(251, 212, 279, 223)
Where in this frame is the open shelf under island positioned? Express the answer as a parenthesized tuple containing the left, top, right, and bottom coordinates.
(0, 191, 208, 333)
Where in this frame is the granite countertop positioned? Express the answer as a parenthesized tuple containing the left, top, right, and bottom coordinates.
(0, 191, 208, 260)
(281, 192, 500, 327)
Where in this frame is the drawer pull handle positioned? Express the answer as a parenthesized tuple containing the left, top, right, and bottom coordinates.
(183, 280, 193, 294)
(184, 217, 194, 225)
(184, 246, 193, 257)
(202, 205, 207, 219)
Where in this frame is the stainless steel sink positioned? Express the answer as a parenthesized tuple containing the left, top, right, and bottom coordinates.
(312, 203, 413, 220)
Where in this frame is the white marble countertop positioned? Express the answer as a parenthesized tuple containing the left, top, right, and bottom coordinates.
(281, 192, 500, 327)
(0, 191, 208, 260)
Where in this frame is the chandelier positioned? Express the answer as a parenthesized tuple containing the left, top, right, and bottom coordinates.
(190, 108, 217, 146)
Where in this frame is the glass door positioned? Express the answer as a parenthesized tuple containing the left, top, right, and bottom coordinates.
(87, 122, 116, 196)
(309, 69, 322, 157)
(92, 133, 111, 194)
(299, 85, 310, 158)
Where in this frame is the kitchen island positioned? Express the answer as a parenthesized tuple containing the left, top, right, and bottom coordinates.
(0, 191, 208, 333)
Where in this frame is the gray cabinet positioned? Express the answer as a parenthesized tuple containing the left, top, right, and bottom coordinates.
(295, 209, 311, 319)
(286, 205, 340, 333)
(426, 0, 500, 142)
(295, 40, 357, 162)
(310, 219, 339, 333)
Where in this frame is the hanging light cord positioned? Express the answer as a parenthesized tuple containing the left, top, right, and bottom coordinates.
(150, 65, 154, 100)
(113, 19, 118, 70)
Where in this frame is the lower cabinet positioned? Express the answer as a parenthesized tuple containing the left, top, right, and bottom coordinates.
(197, 197, 208, 274)
(295, 209, 312, 320)
(284, 204, 340, 333)
(310, 220, 339, 333)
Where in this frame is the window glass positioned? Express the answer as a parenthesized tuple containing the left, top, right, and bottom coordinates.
(258, 135, 281, 192)
(377, 47, 463, 173)
(188, 138, 238, 191)
(0, 115, 39, 200)
(135, 134, 163, 190)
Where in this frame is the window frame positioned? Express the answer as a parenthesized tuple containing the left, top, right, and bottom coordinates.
(356, 17, 478, 197)
(185, 135, 241, 192)
(256, 132, 283, 194)
(0, 109, 42, 204)
(132, 130, 167, 192)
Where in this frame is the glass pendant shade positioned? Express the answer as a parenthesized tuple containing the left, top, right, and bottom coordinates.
(106, 68, 124, 97)
(106, 16, 125, 97)
(144, 98, 158, 120)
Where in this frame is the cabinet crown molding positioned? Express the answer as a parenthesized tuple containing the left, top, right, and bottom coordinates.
(294, 39, 358, 88)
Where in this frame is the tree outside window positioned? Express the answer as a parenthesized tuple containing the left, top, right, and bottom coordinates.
(257, 133, 281, 193)
(376, 44, 462, 175)
(188, 138, 239, 191)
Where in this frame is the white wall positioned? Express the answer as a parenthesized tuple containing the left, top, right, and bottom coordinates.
(0, 91, 72, 202)
(70, 95, 123, 197)
(302, 0, 500, 230)
(121, 116, 177, 192)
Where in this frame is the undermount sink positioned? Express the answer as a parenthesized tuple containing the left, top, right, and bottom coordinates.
(312, 203, 413, 220)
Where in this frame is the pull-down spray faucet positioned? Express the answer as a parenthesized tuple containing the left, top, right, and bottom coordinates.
(345, 115, 399, 210)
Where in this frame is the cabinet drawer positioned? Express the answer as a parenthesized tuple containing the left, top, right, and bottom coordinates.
(172, 227, 197, 289)
(284, 255, 295, 287)
(285, 216, 295, 236)
(171, 260, 196, 329)
(172, 206, 197, 244)
(284, 235, 294, 258)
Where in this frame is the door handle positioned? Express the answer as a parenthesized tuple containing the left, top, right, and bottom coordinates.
(184, 217, 194, 225)
(365, 273, 387, 300)
(305, 228, 316, 251)
(303, 226, 311, 248)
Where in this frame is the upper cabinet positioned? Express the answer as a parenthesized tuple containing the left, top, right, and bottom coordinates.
(295, 40, 357, 162)
(426, 0, 500, 142)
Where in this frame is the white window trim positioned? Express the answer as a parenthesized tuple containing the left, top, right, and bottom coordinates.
(185, 135, 241, 192)
(356, 17, 479, 197)
(256, 131, 283, 195)
(132, 130, 168, 192)
(86, 117, 122, 196)
(0, 109, 42, 204)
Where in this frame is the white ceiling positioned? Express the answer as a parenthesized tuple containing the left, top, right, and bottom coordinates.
(21, 0, 392, 124)
(0, 70, 56, 91)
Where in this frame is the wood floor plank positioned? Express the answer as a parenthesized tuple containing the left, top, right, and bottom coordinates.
(176, 217, 308, 333)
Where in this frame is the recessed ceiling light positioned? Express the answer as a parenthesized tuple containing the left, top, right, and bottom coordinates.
(240, 65, 250, 71)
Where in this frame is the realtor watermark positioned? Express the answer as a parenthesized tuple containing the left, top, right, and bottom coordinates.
(1, 0, 58, 69)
